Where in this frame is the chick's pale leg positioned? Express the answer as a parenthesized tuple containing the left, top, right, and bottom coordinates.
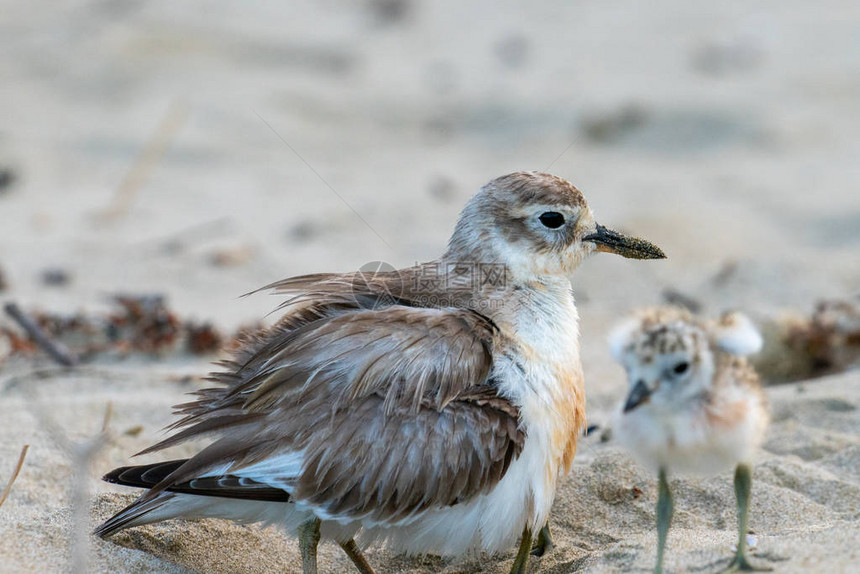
(655, 467, 674, 574)
(725, 464, 772, 572)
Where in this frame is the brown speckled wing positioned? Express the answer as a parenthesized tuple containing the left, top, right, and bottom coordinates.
(126, 290, 523, 524)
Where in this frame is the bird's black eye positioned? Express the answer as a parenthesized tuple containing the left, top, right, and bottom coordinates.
(673, 361, 690, 375)
(539, 212, 565, 229)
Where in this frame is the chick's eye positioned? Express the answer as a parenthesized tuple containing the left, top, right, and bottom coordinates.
(673, 361, 690, 375)
(539, 212, 565, 229)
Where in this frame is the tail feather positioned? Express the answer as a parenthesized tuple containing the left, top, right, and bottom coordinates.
(95, 459, 291, 538)
(94, 491, 179, 538)
(103, 459, 187, 488)
(102, 459, 290, 502)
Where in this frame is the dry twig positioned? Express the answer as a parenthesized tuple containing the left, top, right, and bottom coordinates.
(98, 101, 188, 222)
(4, 302, 79, 367)
(0, 444, 30, 510)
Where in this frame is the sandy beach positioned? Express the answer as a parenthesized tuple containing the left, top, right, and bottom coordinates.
(2, 1, 859, 572)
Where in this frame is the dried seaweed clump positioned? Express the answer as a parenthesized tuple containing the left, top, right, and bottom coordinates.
(754, 297, 860, 384)
(0, 295, 262, 365)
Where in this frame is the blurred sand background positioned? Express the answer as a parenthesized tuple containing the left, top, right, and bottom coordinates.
(1, 1, 859, 572)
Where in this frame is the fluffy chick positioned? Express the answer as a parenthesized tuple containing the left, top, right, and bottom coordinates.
(611, 307, 770, 573)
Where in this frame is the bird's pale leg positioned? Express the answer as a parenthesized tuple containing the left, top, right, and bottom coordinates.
(724, 464, 771, 572)
(655, 467, 674, 574)
(510, 525, 533, 574)
(298, 517, 322, 574)
(339, 539, 376, 574)
(530, 522, 554, 557)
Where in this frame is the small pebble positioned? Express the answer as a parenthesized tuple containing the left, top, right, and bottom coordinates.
(731, 533, 758, 552)
(287, 221, 319, 242)
(368, 0, 411, 25)
(662, 289, 702, 313)
(494, 34, 530, 68)
(0, 167, 16, 194)
(428, 176, 457, 201)
(41, 268, 71, 287)
(600, 427, 614, 443)
(210, 246, 254, 267)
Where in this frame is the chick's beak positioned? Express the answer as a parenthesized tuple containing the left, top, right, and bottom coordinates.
(623, 380, 653, 413)
(584, 224, 666, 260)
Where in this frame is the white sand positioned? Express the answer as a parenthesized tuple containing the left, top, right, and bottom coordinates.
(2, 1, 859, 572)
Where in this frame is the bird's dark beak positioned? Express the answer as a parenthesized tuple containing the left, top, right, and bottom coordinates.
(623, 380, 653, 413)
(584, 224, 666, 260)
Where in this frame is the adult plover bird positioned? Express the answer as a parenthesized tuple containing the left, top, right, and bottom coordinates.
(95, 172, 665, 574)
(611, 307, 770, 573)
